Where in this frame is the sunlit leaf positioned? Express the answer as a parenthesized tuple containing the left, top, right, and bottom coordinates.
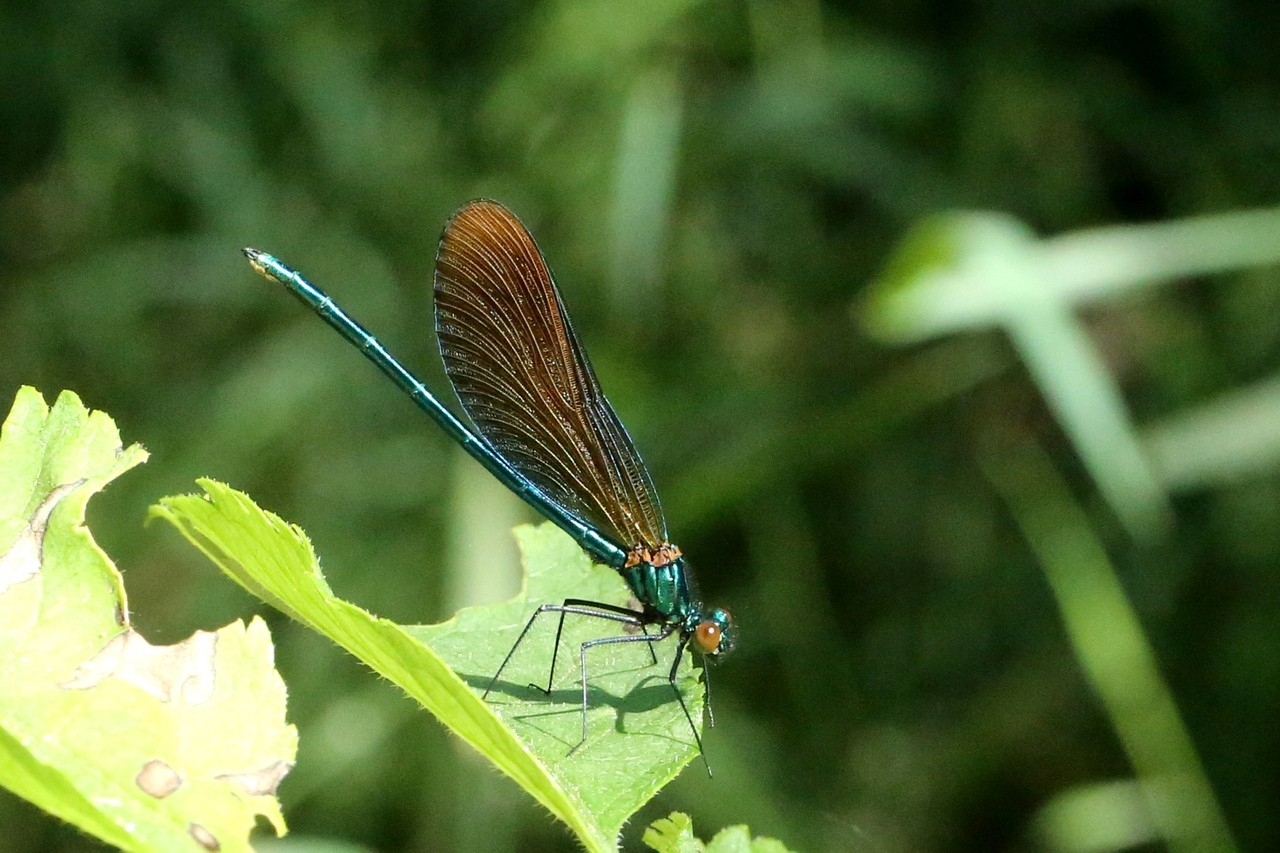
(153, 480, 705, 853)
(0, 387, 296, 853)
(643, 811, 796, 853)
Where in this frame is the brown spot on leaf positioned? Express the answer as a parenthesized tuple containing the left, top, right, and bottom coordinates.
(188, 823, 220, 851)
(60, 628, 218, 704)
(215, 759, 293, 797)
(136, 759, 182, 798)
(0, 481, 79, 594)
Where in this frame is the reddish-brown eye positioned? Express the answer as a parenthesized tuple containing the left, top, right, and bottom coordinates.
(694, 621, 722, 654)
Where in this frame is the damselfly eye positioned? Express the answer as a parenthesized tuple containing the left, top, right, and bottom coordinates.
(694, 620, 722, 654)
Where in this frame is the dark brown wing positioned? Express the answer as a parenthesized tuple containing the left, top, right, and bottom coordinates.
(433, 200, 667, 549)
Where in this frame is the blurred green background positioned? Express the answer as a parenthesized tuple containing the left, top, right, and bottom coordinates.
(4, 0, 1279, 850)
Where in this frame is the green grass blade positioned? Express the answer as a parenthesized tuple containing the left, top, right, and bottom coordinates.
(864, 212, 1170, 537)
(985, 442, 1237, 852)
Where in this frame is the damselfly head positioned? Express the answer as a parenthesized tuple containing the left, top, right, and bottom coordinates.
(693, 608, 735, 657)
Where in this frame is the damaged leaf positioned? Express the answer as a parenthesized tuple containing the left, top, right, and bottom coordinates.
(0, 387, 297, 853)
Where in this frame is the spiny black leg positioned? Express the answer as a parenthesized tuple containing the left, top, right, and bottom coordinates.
(665, 637, 712, 777)
(483, 600, 646, 700)
(538, 599, 650, 693)
(564, 626, 677, 755)
(483, 604, 549, 699)
(560, 598, 651, 620)
(482, 603, 709, 769)
(702, 658, 715, 728)
(569, 638, 594, 752)
(641, 622, 658, 666)
(538, 607, 572, 694)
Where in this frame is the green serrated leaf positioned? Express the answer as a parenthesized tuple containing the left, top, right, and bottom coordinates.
(152, 479, 705, 852)
(642, 811, 796, 853)
(0, 387, 298, 853)
(643, 812, 701, 853)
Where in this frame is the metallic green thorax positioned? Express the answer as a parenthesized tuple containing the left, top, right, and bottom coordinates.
(623, 557, 698, 626)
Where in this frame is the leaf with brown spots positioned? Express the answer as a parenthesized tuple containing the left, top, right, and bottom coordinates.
(0, 387, 297, 853)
